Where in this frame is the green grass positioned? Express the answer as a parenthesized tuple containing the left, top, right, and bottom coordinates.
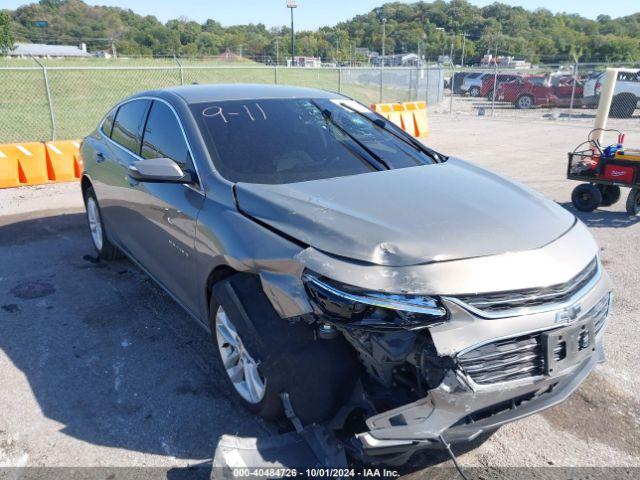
(0, 58, 418, 143)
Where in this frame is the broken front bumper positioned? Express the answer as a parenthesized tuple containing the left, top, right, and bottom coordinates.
(356, 339, 604, 459)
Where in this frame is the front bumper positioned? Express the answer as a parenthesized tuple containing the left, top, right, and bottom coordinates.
(355, 336, 604, 462)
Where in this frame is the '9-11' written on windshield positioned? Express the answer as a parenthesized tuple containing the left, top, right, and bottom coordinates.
(202, 104, 267, 124)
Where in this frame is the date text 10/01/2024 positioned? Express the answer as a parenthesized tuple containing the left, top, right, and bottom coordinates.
(230, 468, 400, 478)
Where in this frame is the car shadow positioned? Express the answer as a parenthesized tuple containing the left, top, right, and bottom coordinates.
(0, 212, 270, 466)
(559, 201, 640, 228)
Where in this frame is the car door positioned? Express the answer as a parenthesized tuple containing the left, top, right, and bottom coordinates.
(94, 99, 151, 248)
(124, 99, 205, 315)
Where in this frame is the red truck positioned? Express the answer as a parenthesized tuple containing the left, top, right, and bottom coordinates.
(481, 74, 520, 99)
(495, 75, 584, 109)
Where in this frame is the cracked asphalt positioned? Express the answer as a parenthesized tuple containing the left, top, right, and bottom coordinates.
(0, 116, 639, 478)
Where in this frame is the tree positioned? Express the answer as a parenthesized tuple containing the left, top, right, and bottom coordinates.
(0, 11, 14, 53)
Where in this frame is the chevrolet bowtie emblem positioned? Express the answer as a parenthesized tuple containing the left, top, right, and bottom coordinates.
(555, 304, 582, 324)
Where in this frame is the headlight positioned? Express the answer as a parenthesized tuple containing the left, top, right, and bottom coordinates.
(302, 273, 448, 330)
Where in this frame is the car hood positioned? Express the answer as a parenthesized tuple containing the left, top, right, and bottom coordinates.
(235, 158, 575, 267)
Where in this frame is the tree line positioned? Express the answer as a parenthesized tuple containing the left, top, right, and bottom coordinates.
(1, 0, 640, 63)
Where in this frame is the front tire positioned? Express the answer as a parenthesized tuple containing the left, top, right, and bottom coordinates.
(83, 186, 124, 260)
(572, 184, 602, 212)
(515, 94, 534, 109)
(209, 273, 360, 425)
(626, 188, 640, 216)
(469, 86, 481, 97)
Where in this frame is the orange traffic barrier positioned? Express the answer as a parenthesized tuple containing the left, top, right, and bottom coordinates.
(371, 102, 429, 138)
(0, 140, 81, 189)
(402, 101, 429, 138)
(45, 140, 83, 182)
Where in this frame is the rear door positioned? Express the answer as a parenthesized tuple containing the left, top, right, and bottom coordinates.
(124, 99, 205, 315)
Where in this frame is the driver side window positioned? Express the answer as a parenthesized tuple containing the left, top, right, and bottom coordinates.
(141, 100, 195, 174)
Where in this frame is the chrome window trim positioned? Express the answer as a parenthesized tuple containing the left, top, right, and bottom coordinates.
(442, 258, 602, 319)
(98, 96, 204, 194)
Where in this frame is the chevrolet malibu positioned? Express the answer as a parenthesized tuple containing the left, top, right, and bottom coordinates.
(80, 84, 611, 464)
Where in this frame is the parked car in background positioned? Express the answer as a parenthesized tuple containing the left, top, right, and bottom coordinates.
(80, 84, 611, 465)
(450, 71, 470, 94)
(482, 73, 520, 100)
(461, 72, 490, 97)
(583, 68, 640, 118)
(495, 75, 583, 109)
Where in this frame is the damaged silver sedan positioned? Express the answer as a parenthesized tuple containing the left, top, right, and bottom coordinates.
(80, 84, 612, 466)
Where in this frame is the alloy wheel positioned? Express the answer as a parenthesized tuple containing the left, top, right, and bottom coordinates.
(86, 197, 103, 251)
(215, 306, 266, 404)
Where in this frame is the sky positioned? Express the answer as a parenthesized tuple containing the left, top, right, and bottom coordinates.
(4, 0, 639, 29)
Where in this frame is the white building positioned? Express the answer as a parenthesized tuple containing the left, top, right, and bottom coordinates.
(6, 43, 90, 58)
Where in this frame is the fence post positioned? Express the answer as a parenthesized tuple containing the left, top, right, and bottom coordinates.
(379, 66, 383, 104)
(426, 64, 430, 104)
(338, 67, 342, 93)
(491, 65, 498, 117)
(569, 61, 579, 120)
(32, 56, 56, 141)
(174, 56, 184, 85)
(449, 62, 454, 114)
(274, 65, 279, 84)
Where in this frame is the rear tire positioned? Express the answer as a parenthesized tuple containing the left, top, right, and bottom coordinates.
(572, 184, 602, 212)
(209, 273, 360, 425)
(626, 188, 640, 216)
(469, 86, 481, 97)
(515, 95, 534, 109)
(610, 93, 637, 119)
(83, 186, 124, 260)
(597, 185, 621, 207)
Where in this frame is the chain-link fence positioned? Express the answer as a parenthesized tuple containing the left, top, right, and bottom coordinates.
(0, 60, 444, 143)
(2, 58, 640, 143)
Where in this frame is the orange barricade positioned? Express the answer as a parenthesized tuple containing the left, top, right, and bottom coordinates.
(371, 102, 429, 138)
(0, 142, 48, 188)
(0, 140, 82, 189)
(45, 140, 84, 182)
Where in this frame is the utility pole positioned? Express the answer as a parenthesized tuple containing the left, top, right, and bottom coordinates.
(381, 18, 387, 66)
(110, 37, 117, 59)
(275, 38, 279, 65)
(287, 0, 297, 66)
(460, 33, 467, 67)
(239, 44, 243, 58)
(449, 37, 454, 64)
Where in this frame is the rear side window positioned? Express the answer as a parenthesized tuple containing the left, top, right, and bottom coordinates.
(141, 101, 194, 172)
(101, 109, 116, 137)
(111, 100, 150, 154)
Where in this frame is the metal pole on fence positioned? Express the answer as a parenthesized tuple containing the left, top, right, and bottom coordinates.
(449, 62, 454, 114)
(568, 60, 578, 120)
(491, 65, 498, 117)
(338, 67, 342, 93)
(379, 66, 383, 103)
(174, 56, 184, 85)
(32, 56, 56, 141)
(274, 65, 279, 84)
(426, 64, 430, 104)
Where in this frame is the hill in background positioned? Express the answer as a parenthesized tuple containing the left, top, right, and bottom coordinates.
(3, 0, 640, 63)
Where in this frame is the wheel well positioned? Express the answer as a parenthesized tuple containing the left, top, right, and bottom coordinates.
(80, 175, 92, 199)
(206, 265, 239, 314)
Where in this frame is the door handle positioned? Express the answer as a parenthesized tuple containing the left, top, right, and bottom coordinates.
(96, 152, 106, 163)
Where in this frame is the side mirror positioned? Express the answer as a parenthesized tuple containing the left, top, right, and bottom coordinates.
(128, 157, 192, 183)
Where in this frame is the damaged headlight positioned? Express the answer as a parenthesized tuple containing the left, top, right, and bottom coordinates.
(303, 273, 448, 330)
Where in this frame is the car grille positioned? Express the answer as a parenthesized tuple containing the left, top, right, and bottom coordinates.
(458, 293, 610, 386)
(454, 258, 598, 316)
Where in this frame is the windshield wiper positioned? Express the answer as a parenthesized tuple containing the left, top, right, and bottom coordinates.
(310, 100, 390, 171)
(340, 103, 448, 163)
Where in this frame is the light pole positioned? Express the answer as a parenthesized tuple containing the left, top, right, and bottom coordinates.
(460, 33, 467, 67)
(286, 0, 297, 66)
(381, 18, 387, 66)
(435, 27, 445, 61)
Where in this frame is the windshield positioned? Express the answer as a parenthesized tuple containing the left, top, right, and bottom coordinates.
(191, 98, 435, 184)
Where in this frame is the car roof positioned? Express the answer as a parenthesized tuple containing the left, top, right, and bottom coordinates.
(135, 83, 344, 105)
